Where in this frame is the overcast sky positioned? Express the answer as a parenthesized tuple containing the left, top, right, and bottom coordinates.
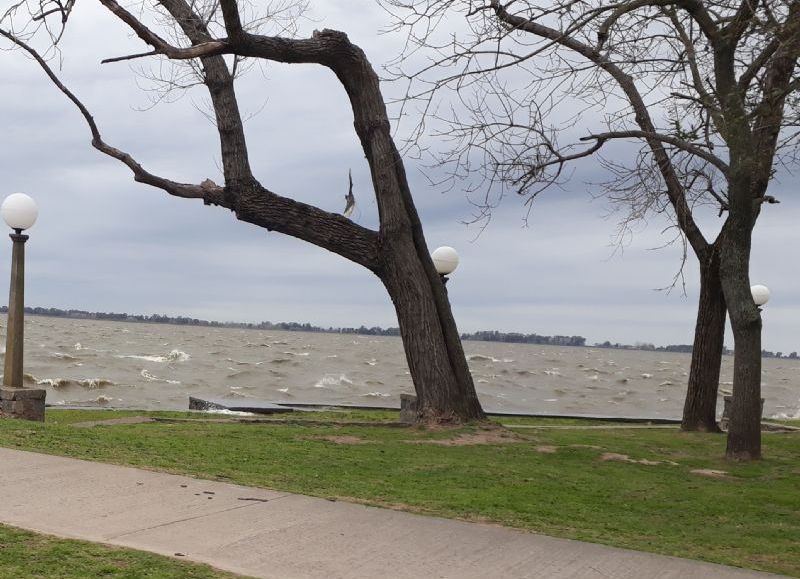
(0, 1, 797, 353)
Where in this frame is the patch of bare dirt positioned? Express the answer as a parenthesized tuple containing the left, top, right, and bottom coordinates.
(314, 435, 369, 445)
(71, 416, 155, 428)
(407, 430, 523, 446)
(599, 452, 676, 466)
(690, 469, 730, 479)
(534, 445, 558, 454)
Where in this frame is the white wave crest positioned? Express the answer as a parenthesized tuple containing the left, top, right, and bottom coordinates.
(78, 378, 114, 389)
(37, 378, 73, 388)
(468, 354, 495, 362)
(314, 374, 354, 388)
(140, 369, 181, 384)
(37, 376, 112, 389)
(770, 409, 800, 420)
(204, 409, 255, 416)
(363, 391, 391, 398)
(118, 349, 190, 363)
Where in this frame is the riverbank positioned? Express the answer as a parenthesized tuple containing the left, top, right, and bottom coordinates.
(0, 409, 798, 576)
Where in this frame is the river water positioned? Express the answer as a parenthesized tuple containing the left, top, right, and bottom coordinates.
(5, 315, 799, 419)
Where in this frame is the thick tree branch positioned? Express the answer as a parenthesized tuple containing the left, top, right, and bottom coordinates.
(580, 130, 729, 173)
(155, 0, 255, 188)
(0, 28, 216, 202)
(597, 0, 718, 47)
(738, 37, 781, 92)
(97, 0, 229, 60)
(722, 0, 761, 42)
(750, 0, 800, 194)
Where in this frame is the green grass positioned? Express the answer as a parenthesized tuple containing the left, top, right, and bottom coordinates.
(0, 524, 243, 578)
(1, 409, 798, 576)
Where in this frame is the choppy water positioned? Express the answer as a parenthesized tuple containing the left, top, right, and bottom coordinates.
(3, 315, 799, 419)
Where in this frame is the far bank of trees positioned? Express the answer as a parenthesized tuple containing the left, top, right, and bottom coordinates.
(11, 306, 797, 358)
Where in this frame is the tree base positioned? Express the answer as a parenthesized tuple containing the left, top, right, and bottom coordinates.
(681, 421, 722, 433)
(726, 449, 761, 461)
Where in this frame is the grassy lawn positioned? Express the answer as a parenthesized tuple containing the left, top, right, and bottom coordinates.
(0, 524, 243, 578)
(0, 409, 798, 576)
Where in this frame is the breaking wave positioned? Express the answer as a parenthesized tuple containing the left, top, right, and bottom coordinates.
(117, 350, 190, 363)
(35, 377, 115, 389)
(467, 354, 514, 363)
(314, 374, 354, 388)
(140, 369, 180, 384)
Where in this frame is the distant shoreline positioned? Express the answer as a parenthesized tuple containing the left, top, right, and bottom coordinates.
(5, 305, 797, 359)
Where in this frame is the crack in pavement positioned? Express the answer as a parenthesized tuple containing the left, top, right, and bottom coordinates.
(105, 493, 293, 540)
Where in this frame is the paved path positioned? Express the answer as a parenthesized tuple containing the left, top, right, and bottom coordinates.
(0, 448, 786, 579)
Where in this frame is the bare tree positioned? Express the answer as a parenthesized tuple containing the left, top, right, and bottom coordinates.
(382, 0, 799, 459)
(0, 0, 486, 423)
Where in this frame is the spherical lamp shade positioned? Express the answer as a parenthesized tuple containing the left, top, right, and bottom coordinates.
(751, 284, 770, 307)
(1, 193, 38, 231)
(432, 246, 459, 275)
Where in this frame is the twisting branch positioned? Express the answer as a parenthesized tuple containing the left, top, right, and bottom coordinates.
(0, 23, 381, 271)
(579, 130, 730, 173)
(0, 28, 218, 202)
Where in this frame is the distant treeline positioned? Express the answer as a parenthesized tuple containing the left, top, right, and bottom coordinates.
(592, 340, 797, 359)
(4, 306, 796, 358)
(460, 330, 586, 347)
(6, 306, 402, 337)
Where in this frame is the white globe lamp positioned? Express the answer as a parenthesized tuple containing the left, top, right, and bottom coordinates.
(432, 246, 460, 276)
(751, 284, 770, 307)
(1, 193, 38, 231)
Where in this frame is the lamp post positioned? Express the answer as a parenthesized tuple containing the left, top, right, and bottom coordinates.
(0, 193, 44, 421)
(431, 246, 460, 285)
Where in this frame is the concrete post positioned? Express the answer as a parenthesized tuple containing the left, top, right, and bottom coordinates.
(4, 231, 27, 388)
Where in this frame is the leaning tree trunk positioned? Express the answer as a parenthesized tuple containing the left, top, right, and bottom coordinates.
(381, 239, 485, 421)
(682, 248, 726, 432)
(253, 27, 488, 423)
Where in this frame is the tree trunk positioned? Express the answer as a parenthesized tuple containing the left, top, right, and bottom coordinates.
(720, 238, 762, 460)
(381, 239, 486, 422)
(681, 249, 726, 432)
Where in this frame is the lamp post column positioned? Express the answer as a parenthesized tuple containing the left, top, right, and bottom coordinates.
(4, 230, 28, 388)
(0, 192, 44, 421)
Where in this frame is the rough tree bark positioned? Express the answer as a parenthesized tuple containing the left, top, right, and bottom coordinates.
(682, 247, 726, 432)
(1, 0, 486, 423)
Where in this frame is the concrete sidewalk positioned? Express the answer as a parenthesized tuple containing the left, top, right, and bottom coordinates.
(0, 447, 786, 579)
